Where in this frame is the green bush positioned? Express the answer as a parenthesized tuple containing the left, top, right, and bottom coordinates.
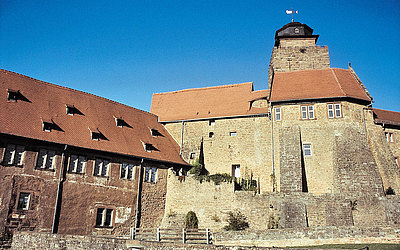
(194, 173, 234, 185)
(223, 210, 249, 231)
(184, 211, 198, 229)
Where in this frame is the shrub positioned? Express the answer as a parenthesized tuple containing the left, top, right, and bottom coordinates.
(223, 211, 249, 231)
(386, 187, 396, 195)
(194, 173, 234, 185)
(184, 211, 198, 229)
(188, 158, 203, 176)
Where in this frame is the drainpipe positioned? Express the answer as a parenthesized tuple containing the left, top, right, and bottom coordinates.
(52, 144, 67, 234)
(362, 103, 372, 136)
(134, 158, 144, 229)
(270, 107, 275, 192)
(180, 121, 184, 156)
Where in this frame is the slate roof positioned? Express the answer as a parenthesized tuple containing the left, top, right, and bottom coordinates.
(269, 68, 372, 103)
(373, 108, 400, 126)
(0, 69, 187, 165)
(151, 82, 269, 122)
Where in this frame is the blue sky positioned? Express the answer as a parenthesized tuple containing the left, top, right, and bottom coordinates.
(1, 0, 399, 112)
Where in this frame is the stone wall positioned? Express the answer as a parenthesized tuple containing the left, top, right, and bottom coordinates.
(269, 45, 330, 73)
(162, 172, 400, 232)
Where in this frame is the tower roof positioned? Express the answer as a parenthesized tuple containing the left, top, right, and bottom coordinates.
(274, 22, 319, 46)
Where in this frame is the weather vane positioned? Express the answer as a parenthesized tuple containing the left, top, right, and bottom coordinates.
(286, 8, 299, 22)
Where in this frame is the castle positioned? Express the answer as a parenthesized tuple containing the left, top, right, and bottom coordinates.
(1, 22, 400, 246)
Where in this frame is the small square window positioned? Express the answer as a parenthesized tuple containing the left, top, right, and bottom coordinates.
(303, 144, 312, 156)
(230, 132, 237, 136)
(275, 107, 281, 121)
(190, 153, 196, 159)
(209, 119, 215, 126)
(17, 192, 30, 210)
(209, 132, 214, 138)
(91, 132, 101, 141)
(95, 208, 113, 227)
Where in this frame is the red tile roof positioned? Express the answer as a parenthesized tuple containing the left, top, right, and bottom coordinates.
(151, 82, 269, 122)
(269, 68, 372, 102)
(373, 108, 400, 126)
(0, 69, 187, 165)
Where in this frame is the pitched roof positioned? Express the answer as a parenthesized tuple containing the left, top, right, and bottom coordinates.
(269, 68, 372, 103)
(151, 82, 269, 122)
(0, 69, 187, 165)
(373, 108, 400, 126)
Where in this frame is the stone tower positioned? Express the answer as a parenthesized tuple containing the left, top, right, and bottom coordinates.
(268, 22, 330, 89)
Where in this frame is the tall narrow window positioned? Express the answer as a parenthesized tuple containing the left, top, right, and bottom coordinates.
(334, 104, 341, 117)
(17, 192, 31, 210)
(327, 104, 334, 118)
(120, 163, 134, 179)
(385, 132, 394, 143)
(301, 106, 308, 119)
(303, 144, 312, 156)
(94, 159, 109, 177)
(275, 107, 281, 121)
(36, 149, 56, 169)
(232, 164, 240, 178)
(69, 155, 86, 173)
(144, 167, 157, 183)
(308, 106, 314, 119)
(3, 144, 24, 166)
(395, 157, 399, 167)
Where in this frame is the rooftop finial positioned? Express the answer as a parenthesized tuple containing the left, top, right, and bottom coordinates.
(286, 8, 299, 22)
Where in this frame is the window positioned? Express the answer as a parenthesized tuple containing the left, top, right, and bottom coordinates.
(385, 132, 394, 143)
(94, 158, 109, 177)
(3, 144, 24, 166)
(334, 104, 341, 117)
(17, 192, 30, 210)
(232, 164, 240, 178)
(120, 163, 134, 179)
(301, 105, 315, 119)
(209, 119, 215, 126)
(190, 153, 195, 159)
(274, 107, 281, 121)
(209, 132, 214, 138)
(230, 132, 237, 136)
(66, 105, 80, 115)
(303, 144, 312, 156)
(37, 149, 56, 169)
(69, 155, 86, 173)
(144, 143, 153, 152)
(144, 167, 157, 183)
(91, 131, 101, 141)
(42, 121, 53, 132)
(395, 157, 399, 167)
(328, 103, 341, 118)
(95, 208, 113, 227)
(151, 129, 162, 137)
(7, 89, 19, 102)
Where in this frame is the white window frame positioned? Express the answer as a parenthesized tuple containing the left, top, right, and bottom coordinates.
(94, 158, 109, 177)
(308, 105, 314, 119)
(69, 155, 86, 173)
(95, 208, 113, 227)
(334, 103, 342, 117)
(4, 144, 24, 166)
(301, 106, 308, 119)
(120, 163, 134, 179)
(144, 167, 157, 183)
(36, 149, 56, 169)
(275, 107, 281, 121)
(327, 104, 334, 118)
(303, 143, 312, 156)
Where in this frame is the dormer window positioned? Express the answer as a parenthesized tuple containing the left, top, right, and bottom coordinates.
(66, 105, 77, 115)
(151, 129, 162, 137)
(91, 131, 101, 141)
(115, 118, 125, 127)
(7, 89, 19, 102)
(42, 120, 54, 132)
(145, 143, 153, 152)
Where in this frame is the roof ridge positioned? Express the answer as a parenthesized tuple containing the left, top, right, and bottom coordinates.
(0, 68, 157, 118)
(152, 82, 254, 96)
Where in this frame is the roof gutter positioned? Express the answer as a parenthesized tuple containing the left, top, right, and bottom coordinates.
(269, 96, 372, 104)
(160, 113, 270, 124)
